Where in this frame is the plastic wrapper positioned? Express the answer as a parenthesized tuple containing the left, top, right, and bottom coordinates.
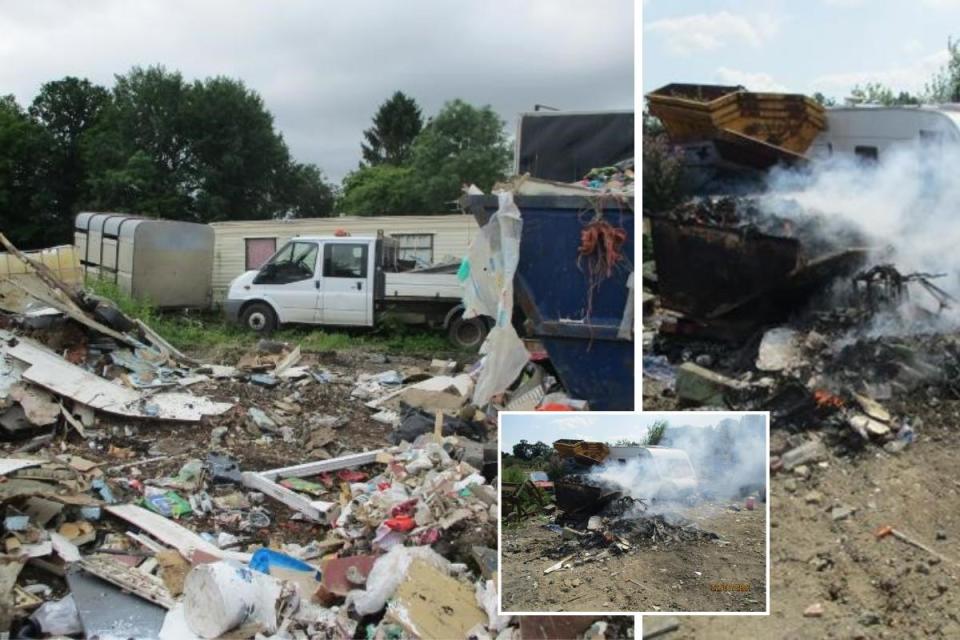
(348, 544, 452, 615)
(460, 192, 528, 405)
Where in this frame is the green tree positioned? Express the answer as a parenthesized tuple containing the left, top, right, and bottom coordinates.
(410, 99, 511, 211)
(184, 75, 294, 221)
(849, 82, 919, 106)
(530, 441, 553, 460)
(512, 440, 534, 461)
(82, 65, 193, 217)
(811, 92, 837, 107)
(361, 91, 423, 166)
(642, 133, 684, 214)
(0, 95, 55, 247)
(279, 162, 336, 218)
(28, 77, 110, 243)
(644, 420, 668, 446)
(82, 65, 333, 222)
(338, 164, 422, 215)
(926, 37, 960, 102)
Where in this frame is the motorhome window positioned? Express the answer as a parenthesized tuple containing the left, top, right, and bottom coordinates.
(245, 237, 277, 270)
(920, 129, 943, 146)
(254, 241, 318, 284)
(324, 243, 368, 278)
(391, 233, 434, 266)
(854, 145, 879, 162)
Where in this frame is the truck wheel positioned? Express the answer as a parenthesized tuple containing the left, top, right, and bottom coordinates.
(240, 302, 277, 334)
(448, 315, 487, 350)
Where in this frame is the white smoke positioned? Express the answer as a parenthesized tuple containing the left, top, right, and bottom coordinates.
(763, 141, 960, 334)
(584, 415, 767, 508)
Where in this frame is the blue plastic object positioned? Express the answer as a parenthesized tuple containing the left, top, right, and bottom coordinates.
(464, 194, 635, 410)
(249, 548, 320, 580)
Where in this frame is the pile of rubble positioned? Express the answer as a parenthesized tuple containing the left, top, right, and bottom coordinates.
(0, 235, 603, 639)
(536, 502, 722, 576)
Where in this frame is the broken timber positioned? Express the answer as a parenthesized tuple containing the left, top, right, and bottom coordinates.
(242, 450, 382, 523)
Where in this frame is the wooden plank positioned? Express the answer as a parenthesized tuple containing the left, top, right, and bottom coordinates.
(105, 504, 250, 563)
(242, 472, 331, 522)
(256, 450, 381, 480)
(273, 345, 301, 375)
(78, 555, 175, 609)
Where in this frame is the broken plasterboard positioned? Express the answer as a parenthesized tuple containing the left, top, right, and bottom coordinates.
(9, 384, 60, 426)
(0, 458, 43, 475)
(397, 374, 474, 412)
(4, 336, 232, 421)
(384, 559, 486, 639)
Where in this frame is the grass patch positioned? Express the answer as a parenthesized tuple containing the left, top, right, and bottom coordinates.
(86, 279, 459, 359)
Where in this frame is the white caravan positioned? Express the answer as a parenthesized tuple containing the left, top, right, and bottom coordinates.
(811, 105, 960, 162)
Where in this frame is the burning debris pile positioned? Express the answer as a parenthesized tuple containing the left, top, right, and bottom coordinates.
(538, 505, 722, 576)
(0, 234, 602, 639)
(645, 192, 960, 467)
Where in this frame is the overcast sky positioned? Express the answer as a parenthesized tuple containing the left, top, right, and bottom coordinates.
(499, 412, 752, 452)
(644, 1, 960, 99)
(0, 0, 634, 183)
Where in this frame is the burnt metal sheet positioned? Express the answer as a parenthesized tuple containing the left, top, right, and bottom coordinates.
(554, 479, 620, 516)
(651, 217, 802, 318)
(66, 565, 166, 639)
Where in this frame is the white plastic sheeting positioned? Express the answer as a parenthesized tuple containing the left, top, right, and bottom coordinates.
(460, 192, 528, 405)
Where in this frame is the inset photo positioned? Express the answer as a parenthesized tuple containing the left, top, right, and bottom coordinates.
(499, 411, 769, 615)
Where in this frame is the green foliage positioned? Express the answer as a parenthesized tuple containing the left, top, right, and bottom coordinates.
(613, 439, 643, 447)
(511, 440, 553, 461)
(338, 164, 422, 215)
(811, 92, 837, 107)
(926, 37, 960, 103)
(501, 465, 527, 484)
(28, 78, 110, 245)
(86, 277, 452, 358)
(642, 133, 685, 214)
(641, 106, 665, 136)
(410, 99, 511, 211)
(0, 95, 55, 248)
(362, 91, 423, 166)
(644, 419, 668, 446)
(849, 82, 919, 106)
(1, 65, 337, 248)
(82, 66, 335, 223)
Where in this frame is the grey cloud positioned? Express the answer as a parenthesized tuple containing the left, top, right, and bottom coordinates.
(0, 0, 634, 182)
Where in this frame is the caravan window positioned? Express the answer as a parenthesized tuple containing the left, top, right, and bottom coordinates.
(854, 146, 879, 162)
(391, 233, 434, 266)
(245, 237, 277, 270)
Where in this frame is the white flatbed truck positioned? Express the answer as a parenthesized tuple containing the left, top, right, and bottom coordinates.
(224, 234, 489, 348)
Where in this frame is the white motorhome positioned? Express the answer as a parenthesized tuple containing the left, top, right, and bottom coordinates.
(811, 105, 960, 162)
(607, 445, 699, 500)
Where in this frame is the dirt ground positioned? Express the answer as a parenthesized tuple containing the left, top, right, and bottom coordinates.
(643, 388, 960, 639)
(502, 501, 766, 613)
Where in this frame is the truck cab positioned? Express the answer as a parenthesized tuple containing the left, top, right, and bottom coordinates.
(224, 235, 489, 348)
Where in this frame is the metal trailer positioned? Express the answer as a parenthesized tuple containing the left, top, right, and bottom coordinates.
(74, 213, 215, 308)
(463, 194, 635, 410)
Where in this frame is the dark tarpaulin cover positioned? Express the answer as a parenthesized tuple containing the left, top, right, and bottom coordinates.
(515, 111, 634, 182)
